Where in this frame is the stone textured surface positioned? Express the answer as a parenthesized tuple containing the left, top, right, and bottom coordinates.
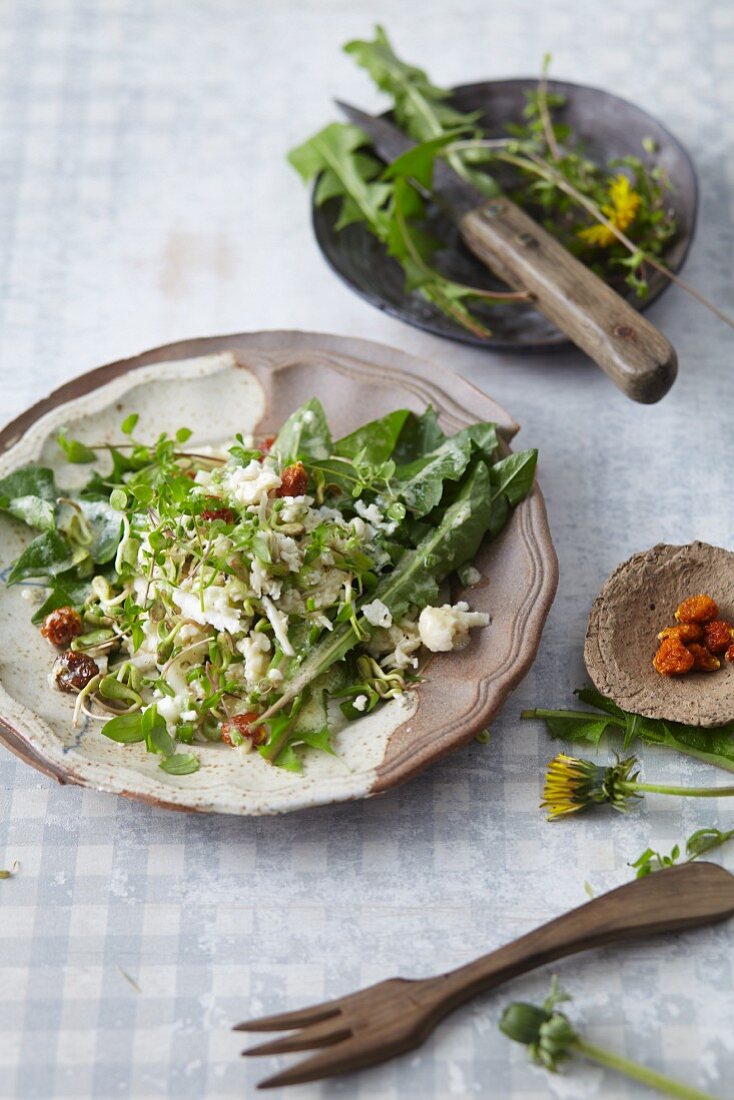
(585, 542, 734, 727)
(0, 1, 732, 1098)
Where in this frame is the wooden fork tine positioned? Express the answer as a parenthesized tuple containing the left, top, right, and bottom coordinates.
(256, 1036, 376, 1089)
(233, 1002, 341, 1033)
(242, 1018, 352, 1057)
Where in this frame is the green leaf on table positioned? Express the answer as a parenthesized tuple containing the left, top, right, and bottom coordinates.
(159, 753, 200, 775)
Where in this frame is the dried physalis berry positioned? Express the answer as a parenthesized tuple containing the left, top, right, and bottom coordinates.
(260, 436, 276, 455)
(726, 643, 734, 664)
(53, 651, 99, 693)
(687, 643, 721, 673)
(653, 635, 695, 676)
(657, 623, 704, 644)
(277, 462, 308, 498)
(220, 712, 266, 747)
(40, 606, 84, 647)
(200, 505, 235, 524)
(675, 594, 719, 625)
(703, 620, 734, 655)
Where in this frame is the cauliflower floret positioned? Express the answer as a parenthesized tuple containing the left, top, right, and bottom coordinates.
(220, 458, 281, 507)
(362, 598, 392, 629)
(171, 584, 241, 635)
(237, 632, 271, 688)
(368, 619, 422, 670)
(418, 601, 489, 652)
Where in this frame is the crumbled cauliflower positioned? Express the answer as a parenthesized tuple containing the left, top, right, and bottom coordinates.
(172, 583, 241, 635)
(221, 458, 282, 507)
(362, 598, 392, 628)
(418, 601, 489, 652)
(352, 694, 368, 712)
(237, 631, 271, 688)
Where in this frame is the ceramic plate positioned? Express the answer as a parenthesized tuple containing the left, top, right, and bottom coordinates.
(0, 332, 557, 814)
(313, 79, 698, 350)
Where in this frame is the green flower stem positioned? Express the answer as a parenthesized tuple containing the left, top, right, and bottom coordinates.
(521, 707, 623, 725)
(574, 1037, 720, 1100)
(624, 782, 734, 799)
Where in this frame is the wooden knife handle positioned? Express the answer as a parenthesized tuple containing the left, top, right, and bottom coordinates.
(417, 862, 734, 1017)
(460, 197, 677, 404)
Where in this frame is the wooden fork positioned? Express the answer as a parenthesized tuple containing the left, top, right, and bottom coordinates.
(235, 862, 734, 1089)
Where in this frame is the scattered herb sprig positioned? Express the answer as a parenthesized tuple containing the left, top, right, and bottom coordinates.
(631, 826, 734, 878)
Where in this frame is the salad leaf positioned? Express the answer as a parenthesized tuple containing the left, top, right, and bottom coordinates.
(487, 450, 538, 536)
(523, 686, 734, 774)
(261, 459, 497, 718)
(393, 422, 498, 517)
(159, 753, 200, 775)
(289, 123, 391, 233)
(7, 530, 76, 585)
(272, 398, 333, 464)
(100, 712, 146, 744)
(31, 573, 92, 625)
(392, 407, 446, 464)
(0, 467, 58, 532)
(57, 431, 97, 464)
(334, 409, 410, 463)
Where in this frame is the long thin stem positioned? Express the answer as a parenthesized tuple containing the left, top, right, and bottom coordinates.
(495, 148, 734, 330)
(626, 782, 734, 799)
(574, 1037, 719, 1100)
(521, 707, 623, 726)
(537, 57, 561, 161)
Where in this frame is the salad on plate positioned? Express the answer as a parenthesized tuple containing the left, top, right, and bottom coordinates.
(0, 399, 537, 775)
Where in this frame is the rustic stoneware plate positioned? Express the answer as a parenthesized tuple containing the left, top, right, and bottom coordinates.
(0, 331, 557, 815)
(313, 79, 697, 350)
(585, 542, 734, 727)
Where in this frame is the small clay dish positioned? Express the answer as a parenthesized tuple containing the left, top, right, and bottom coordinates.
(585, 542, 734, 728)
(313, 79, 698, 351)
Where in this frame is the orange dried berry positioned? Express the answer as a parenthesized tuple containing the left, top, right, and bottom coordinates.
(277, 462, 308, 498)
(657, 623, 704, 644)
(726, 643, 734, 664)
(220, 712, 266, 747)
(40, 606, 84, 647)
(675, 594, 719, 625)
(687, 643, 721, 673)
(703, 620, 734, 655)
(653, 636, 694, 676)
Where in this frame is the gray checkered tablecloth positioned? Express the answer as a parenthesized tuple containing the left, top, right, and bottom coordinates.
(1, 1, 733, 1097)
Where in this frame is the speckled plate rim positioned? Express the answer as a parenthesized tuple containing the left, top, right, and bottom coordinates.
(0, 331, 558, 814)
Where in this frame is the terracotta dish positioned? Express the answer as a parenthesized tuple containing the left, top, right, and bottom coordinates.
(0, 331, 557, 814)
(585, 542, 734, 728)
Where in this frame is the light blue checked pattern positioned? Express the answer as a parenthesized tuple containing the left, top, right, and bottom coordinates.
(0, 1, 733, 1097)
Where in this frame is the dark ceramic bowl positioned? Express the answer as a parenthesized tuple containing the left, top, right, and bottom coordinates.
(313, 79, 698, 350)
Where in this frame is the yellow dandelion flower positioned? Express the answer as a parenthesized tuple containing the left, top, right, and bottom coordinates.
(578, 173, 642, 249)
(541, 752, 639, 820)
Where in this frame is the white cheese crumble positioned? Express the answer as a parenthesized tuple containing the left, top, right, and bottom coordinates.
(172, 584, 241, 635)
(418, 601, 490, 653)
(362, 598, 392, 629)
(220, 458, 281, 507)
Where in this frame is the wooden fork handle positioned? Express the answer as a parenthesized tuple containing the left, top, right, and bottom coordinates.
(420, 862, 734, 1017)
(459, 197, 677, 404)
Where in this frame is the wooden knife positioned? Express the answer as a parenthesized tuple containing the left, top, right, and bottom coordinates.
(337, 101, 678, 404)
